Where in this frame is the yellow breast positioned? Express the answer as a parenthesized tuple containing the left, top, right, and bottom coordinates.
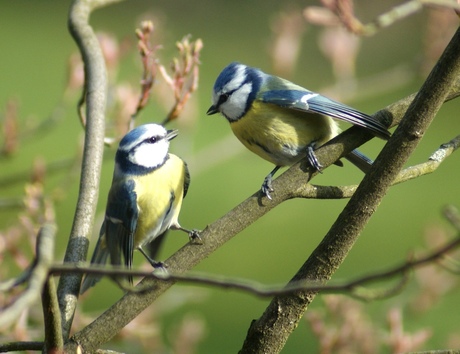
(230, 101, 337, 166)
(131, 154, 186, 247)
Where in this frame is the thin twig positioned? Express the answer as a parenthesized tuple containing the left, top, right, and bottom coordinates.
(48, 231, 460, 300)
(159, 36, 202, 125)
(0, 341, 44, 353)
(0, 224, 56, 328)
(307, 0, 460, 36)
(131, 20, 159, 125)
(295, 134, 460, 199)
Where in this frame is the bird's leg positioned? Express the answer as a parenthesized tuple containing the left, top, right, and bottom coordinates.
(308, 143, 374, 174)
(261, 165, 281, 200)
(306, 142, 323, 172)
(171, 225, 202, 243)
(138, 246, 166, 269)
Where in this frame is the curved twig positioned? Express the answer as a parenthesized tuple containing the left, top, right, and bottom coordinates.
(56, 0, 123, 340)
(0, 224, 56, 329)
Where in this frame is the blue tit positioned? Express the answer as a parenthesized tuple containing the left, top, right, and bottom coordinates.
(81, 124, 195, 293)
(207, 62, 391, 199)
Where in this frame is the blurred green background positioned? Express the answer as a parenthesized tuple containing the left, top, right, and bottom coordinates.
(1, 1, 459, 353)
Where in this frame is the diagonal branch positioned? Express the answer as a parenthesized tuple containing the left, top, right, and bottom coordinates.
(239, 25, 460, 353)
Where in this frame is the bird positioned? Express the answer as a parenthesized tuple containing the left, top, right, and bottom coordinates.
(80, 124, 196, 293)
(207, 62, 391, 199)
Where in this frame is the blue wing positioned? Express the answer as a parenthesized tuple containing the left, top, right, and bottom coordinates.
(80, 223, 111, 293)
(260, 90, 390, 140)
(104, 178, 138, 283)
(80, 178, 138, 292)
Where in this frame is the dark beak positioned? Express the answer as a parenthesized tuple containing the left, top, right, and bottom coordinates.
(206, 105, 219, 115)
(166, 129, 178, 141)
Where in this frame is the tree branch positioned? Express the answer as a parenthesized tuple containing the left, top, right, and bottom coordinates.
(0, 342, 44, 352)
(0, 224, 56, 329)
(42, 278, 63, 353)
(57, 0, 124, 340)
(48, 228, 460, 300)
(239, 26, 460, 353)
(277, 133, 459, 199)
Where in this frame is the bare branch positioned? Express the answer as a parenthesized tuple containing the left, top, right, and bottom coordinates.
(0, 224, 56, 329)
(159, 35, 203, 125)
(131, 21, 159, 125)
(305, 0, 460, 36)
(46, 226, 459, 302)
(392, 135, 460, 185)
(57, 0, 124, 340)
(286, 133, 460, 199)
(364, 0, 460, 36)
(0, 342, 44, 352)
(42, 278, 63, 353)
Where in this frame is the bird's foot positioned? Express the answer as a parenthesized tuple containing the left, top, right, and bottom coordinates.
(150, 260, 167, 270)
(307, 144, 323, 172)
(261, 175, 274, 200)
(139, 246, 168, 270)
(188, 229, 203, 244)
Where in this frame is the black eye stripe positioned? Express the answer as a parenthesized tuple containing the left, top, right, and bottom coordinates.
(218, 89, 238, 105)
(131, 136, 161, 151)
(218, 92, 230, 105)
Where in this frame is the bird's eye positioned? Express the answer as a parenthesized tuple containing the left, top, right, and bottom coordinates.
(147, 137, 157, 144)
(218, 92, 230, 106)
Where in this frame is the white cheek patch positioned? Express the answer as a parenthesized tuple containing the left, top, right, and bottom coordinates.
(212, 65, 247, 106)
(129, 140, 169, 169)
(222, 82, 252, 120)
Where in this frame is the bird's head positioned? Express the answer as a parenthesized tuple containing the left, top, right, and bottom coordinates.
(116, 124, 177, 174)
(207, 62, 263, 122)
